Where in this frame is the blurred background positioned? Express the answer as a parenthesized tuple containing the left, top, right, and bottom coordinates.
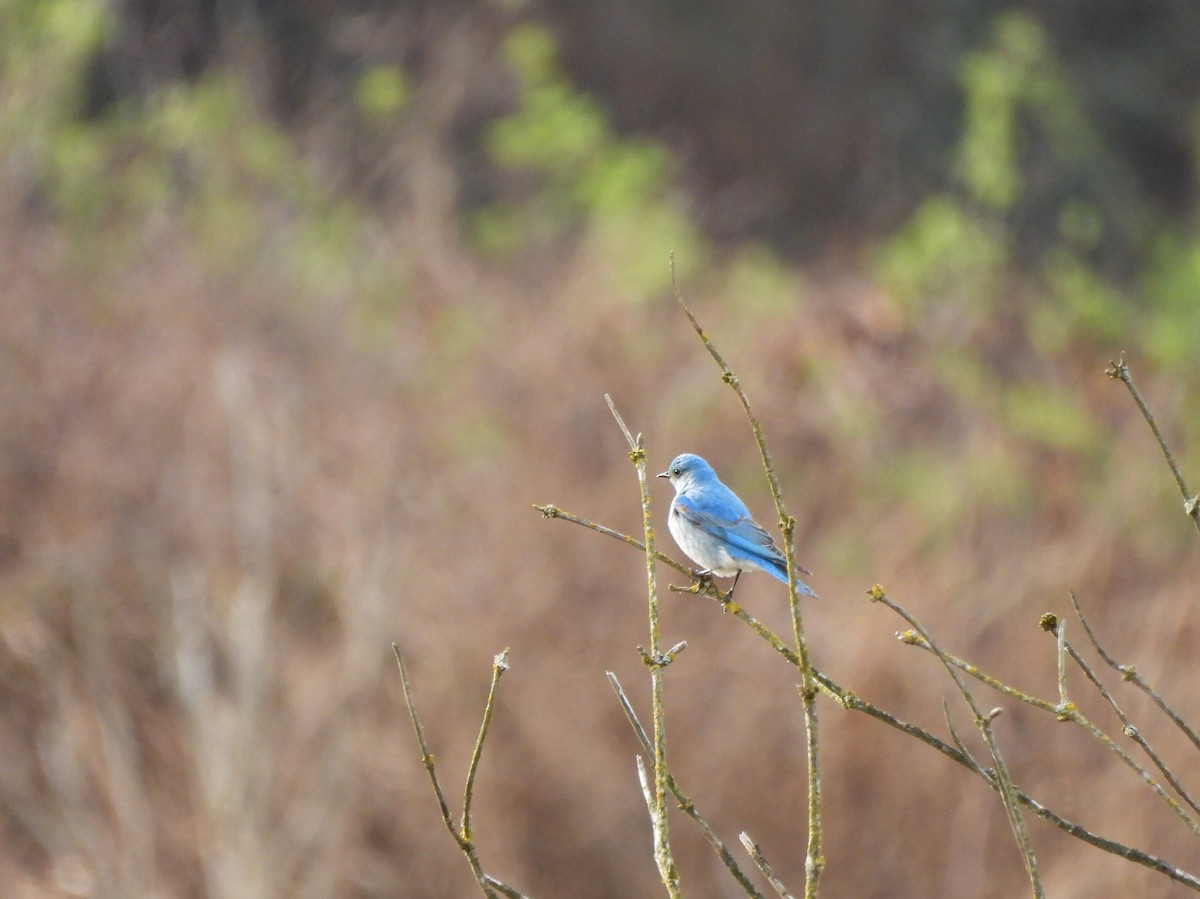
(3, 0, 1200, 896)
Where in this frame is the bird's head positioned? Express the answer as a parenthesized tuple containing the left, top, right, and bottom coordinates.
(657, 453, 716, 491)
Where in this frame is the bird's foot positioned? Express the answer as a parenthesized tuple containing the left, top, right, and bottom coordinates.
(721, 571, 743, 603)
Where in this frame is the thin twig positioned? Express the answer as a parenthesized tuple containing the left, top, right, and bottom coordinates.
(897, 630, 1057, 714)
(535, 500, 806, 661)
(463, 649, 510, 844)
(607, 395, 681, 898)
(393, 644, 462, 846)
(1056, 620, 1069, 709)
(872, 588, 1043, 898)
(668, 256, 790, 553)
(740, 833, 796, 899)
(635, 755, 659, 838)
(533, 505, 689, 574)
(1071, 591, 1200, 754)
(1106, 353, 1200, 532)
(608, 673, 766, 899)
(1017, 790, 1200, 890)
(670, 258, 823, 895)
(943, 699, 986, 775)
(483, 877, 528, 899)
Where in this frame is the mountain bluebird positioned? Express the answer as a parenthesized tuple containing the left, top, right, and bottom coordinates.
(658, 453, 816, 598)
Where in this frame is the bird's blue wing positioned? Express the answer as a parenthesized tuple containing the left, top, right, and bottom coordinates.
(673, 494, 812, 576)
(672, 493, 740, 536)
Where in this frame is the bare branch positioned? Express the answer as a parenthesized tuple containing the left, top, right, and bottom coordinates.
(538, 487, 1200, 891)
(902, 624, 1200, 838)
(1045, 609, 1200, 817)
(607, 395, 681, 897)
(740, 832, 796, 899)
(1071, 591, 1200, 754)
(393, 643, 461, 847)
(872, 587, 1042, 898)
(608, 673, 766, 899)
(669, 259, 823, 895)
(1106, 353, 1200, 532)
(393, 644, 530, 899)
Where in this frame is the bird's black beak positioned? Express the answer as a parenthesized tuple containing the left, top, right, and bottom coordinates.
(656, 471, 670, 479)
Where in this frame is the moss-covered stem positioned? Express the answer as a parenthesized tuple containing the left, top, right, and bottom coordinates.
(606, 395, 680, 898)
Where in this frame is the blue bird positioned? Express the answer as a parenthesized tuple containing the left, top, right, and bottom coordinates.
(658, 453, 816, 598)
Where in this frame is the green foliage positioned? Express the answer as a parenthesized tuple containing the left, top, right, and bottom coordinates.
(876, 10, 1129, 326)
(872, 447, 964, 543)
(12, 50, 394, 313)
(1000, 384, 1101, 454)
(1141, 233, 1200, 370)
(489, 39, 608, 172)
(0, 0, 110, 239)
(874, 194, 1006, 315)
(0, 0, 107, 133)
(0, 0, 398, 314)
(353, 64, 412, 125)
(871, 5, 1200, 509)
(476, 24, 706, 302)
(1033, 249, 1130, 353)
(955, 12, 1101, 212)
(719, 244, 805, 316)
(956, 16, 1035, 210)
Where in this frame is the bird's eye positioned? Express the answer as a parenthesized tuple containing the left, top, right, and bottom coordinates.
(672, 467, 681, 476)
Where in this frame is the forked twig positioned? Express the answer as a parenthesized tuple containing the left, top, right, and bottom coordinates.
(393, 644, 529, 899)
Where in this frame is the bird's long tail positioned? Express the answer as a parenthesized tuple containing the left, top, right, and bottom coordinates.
(764, 558, 818, 598)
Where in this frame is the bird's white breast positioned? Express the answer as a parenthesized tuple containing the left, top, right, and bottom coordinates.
(668, 502, 743, 577)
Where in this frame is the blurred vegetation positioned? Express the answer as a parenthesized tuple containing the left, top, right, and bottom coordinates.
(2, 1, 1200, 896)
(474, 23, 705, 302)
